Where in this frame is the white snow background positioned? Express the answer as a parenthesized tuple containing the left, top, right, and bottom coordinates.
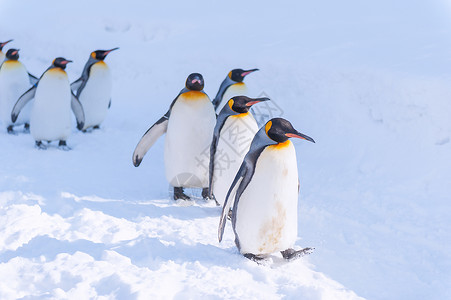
(1, 0, 450, 299)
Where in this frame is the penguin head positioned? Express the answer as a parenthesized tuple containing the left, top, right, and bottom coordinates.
(90, 47, 119, 60)
(52, 57, 72, 70)
(228, 68, 259, 82)
(185, 73, 204, 91)
(228, 96, 270, 114)
(265, 118, 315, 144)
(0, 39, 13, 51)
(5, 48, 19, 60)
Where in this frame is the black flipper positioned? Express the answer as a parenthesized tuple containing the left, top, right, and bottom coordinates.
(71, 92, 85, 130)
(212, 76, 234, 110)
(132, 89, 185, 167)
(11, 85, 36, 123)
(132, 114, 169, 167)
(208, 109, 231, 199)
(28, 73, 39, 86)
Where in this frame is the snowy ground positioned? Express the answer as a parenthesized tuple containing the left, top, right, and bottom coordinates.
(1, 0, 451, 299)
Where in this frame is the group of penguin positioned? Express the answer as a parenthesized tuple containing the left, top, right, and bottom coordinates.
(0, 39, 118, 149)
(1, 38, 316, 263)
(133, 68, 316, 262)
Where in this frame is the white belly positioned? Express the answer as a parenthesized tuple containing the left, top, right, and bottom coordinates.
(78, 62, 112, 129)
(164, 92, 216, 187)
(217, 83, 248, 111)
(0, 61, 32, 125)
(212, 113, 258, 205)
(31, 69, 72, 141)
(234, 141, 299, 255)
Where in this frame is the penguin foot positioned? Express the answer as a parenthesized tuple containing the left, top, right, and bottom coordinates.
(243, 253, 267, 264)
(281, 247, 314, 261)
(23, 123, 30, 133)
(7, 125, 16, 135)
(58, 140, 71, 151)
(201, 188, 219, 204)
(93, 125, 100, 130)
(35, 141, 47, 150)
(173, 187, 190, 201)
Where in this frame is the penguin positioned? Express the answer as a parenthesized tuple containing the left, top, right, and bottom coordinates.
(0, 40, 13, 62)
(212, 68, 259, 111)
(71, 48, 118, 131)
(11, 57, 85, 150)
(218, 118, 315, 262)
(0, 49, 39, 134)
(208, 96, 269, 206)
(133, 73, 216, 200)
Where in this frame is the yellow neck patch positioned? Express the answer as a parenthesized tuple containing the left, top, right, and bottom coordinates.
(48, 67, 67, 76)
(2, 60, 20, 67)
(233, 82, 245, 87)
(181, 90, 206, 100)
(268, 140, 292, 150)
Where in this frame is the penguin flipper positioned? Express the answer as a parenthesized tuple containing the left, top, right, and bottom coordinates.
(11, 85, 36, 123)
(218, 164, 246, 242)
(70, 77, 84, 93)
(132, 115, 168, 167)
(108, 99, 111, 109)
(71, 92, 85, 130)
(28, 72, 39, 86)
(208, 113, 229, 197)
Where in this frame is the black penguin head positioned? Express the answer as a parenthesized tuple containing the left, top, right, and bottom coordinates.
(5, 48, 19, 60)
(228, 68, 259, 82)
(228, 96, 270, 114)
(90, 47, 119, 60)
(185, 73, 204, 91)
(0, 39, 13, 51)
(265, 118, 315, 144)
(52, 57, 72, 70)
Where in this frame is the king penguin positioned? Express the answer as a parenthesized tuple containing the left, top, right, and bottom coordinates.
(208, 96, 269, 206)
(212, 68, 259, 112)
(0, 40, 13, 62)
(133, 73, 217, 200)
(0, 49, 38, 134)
(71, 48, 118, 131)
(218, 118, 315, 262)
(11, 57, 85, 150)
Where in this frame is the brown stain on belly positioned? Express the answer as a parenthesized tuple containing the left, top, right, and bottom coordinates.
(258, 200, 286, 253)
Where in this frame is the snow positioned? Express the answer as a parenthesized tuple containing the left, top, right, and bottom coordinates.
(1, 0, 450, 299)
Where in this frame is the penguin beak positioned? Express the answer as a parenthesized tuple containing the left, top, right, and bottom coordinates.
(11, 49, 19, 56)
(286, 131, 315, 143)
(0, 39, 13, 48)
(245, 97, 270, 107)
(241, 68, 259, 77)
(103, 47, 119, 57)
(61, 59, 73, 65)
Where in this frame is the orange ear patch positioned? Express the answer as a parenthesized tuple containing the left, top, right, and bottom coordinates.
(265, 121, 272, 135)
(228, 99, 234, 109)
(91, 52, 96, 58)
